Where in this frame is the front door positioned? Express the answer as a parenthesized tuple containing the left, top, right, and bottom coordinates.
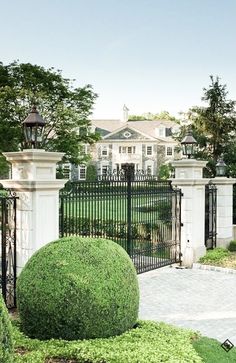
(121, 163, 135, 180)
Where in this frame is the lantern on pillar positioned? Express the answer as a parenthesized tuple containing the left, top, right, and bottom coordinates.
(216, 158, 226, 177)
(181, 130, 197, 159)
(22, 106, 46, 149)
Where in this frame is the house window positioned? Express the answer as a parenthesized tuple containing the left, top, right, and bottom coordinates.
(81, 144, 88, 155)
(146, 146, 153, 156)
(102, 165, 109, 176)
(62, 164, 71, 179)
(166, 146, 173, 156)
(101, 146, 108, 156)
(79, 165, 86, 180)
(119, 146, 135, 154)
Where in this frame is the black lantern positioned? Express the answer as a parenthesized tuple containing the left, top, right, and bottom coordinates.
(181, 130, 197, 159)
(22, 106, 46, 149)
(216, 158, 226, 177)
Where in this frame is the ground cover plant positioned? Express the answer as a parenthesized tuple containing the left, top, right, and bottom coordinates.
(0, 294, 13, 363)
(12, 319, 203, 363)
(198, 247, 236, 269)
(17, 236, 139, 340)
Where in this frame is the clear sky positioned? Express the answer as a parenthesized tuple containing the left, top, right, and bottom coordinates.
(1, 0, 236, 119)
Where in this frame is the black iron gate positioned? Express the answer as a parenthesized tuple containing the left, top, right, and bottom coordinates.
(0, 187, 17, 308)
(205, 182, 217, 249)
(59, 170, 182, 274)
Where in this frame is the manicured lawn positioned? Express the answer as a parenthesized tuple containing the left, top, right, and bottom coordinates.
(12, 319, 202, 363)
(61, 195, 169, 223)
(199, 248, 236, 269)
(193, 335, 236, 363)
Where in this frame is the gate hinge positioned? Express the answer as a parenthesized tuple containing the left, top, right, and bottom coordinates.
(180, 223, 184, 227)
(181, 192, 184, 197)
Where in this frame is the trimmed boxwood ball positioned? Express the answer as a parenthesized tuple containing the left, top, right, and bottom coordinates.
(0, 294, 13, 363)
(17, 237, 139, 341)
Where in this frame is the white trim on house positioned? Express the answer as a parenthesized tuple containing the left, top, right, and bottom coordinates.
(103, 124, 156, 141)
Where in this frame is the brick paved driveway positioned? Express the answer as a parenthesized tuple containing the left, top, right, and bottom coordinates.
(138, 266, 236, 344)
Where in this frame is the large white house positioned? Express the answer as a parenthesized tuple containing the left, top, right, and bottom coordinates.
(68, 107, 180, 180)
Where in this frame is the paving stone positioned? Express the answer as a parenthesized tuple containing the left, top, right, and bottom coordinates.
(138, 267, 236, 345)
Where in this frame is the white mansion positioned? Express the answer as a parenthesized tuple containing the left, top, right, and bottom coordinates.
(70, 107, 180, 180)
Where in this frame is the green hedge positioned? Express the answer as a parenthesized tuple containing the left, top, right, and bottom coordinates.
(17, 236, 139, 341)
(61, 217, 139, 239)
(0, 294, 13, 363)
(199, 247, 230, 263)
(228, 240, 236, 252)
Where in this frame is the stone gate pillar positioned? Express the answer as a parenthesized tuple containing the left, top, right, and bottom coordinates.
(171, 159, 209, 266)
(0, 149, 67, 274)
(212, 177, 236, 247)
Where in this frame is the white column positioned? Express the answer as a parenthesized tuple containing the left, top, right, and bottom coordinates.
(0, 149, 67, 274)
(172, 159, 208, 266)
(212, 177, 236, 247)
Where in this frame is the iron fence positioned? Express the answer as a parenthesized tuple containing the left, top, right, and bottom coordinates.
(60, 171, 182, 274)
(205, 182, 217, 249)
(0, 186, 17, 308)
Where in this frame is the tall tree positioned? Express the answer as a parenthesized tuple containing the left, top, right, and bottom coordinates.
(0, 61, 99, 176)
(176, 76, 236, 176)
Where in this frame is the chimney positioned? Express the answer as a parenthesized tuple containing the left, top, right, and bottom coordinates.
(123, 104, 129, 123)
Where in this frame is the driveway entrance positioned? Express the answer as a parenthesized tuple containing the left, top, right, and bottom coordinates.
(139, 267, 236, 344)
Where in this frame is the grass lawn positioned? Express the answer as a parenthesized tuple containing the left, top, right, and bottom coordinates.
(198, 248, 236, 269)
(192, 336, 236, 363)
(12, 318, 236, 362)
(61, 194, 171, 223)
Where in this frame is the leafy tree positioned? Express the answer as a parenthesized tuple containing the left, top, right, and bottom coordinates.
(176, 76, 236, 177)
(190, 76, 236, 160)
(0, 61, 100, 177)
(129, 111, 178, 122)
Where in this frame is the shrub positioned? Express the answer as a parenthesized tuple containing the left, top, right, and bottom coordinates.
(199, 247, 230, 263)
(0, 294, 13, 363)
(86, 163, 97, 181)
(12, 320, 203, 363)
(228, 240, 236, 252)
(17, 236, 139, 341)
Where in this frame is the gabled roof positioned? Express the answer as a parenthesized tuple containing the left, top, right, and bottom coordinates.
(92, 119, 178, 141)
(103, 124, 156, 141)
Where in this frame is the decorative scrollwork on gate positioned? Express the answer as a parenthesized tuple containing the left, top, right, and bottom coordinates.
(0, 186, 17, 308)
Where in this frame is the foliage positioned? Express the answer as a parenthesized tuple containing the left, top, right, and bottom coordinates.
(192, 335, 236, 363)
(198, 247, 230, 263)
(86, 163, 97, 181)
(129, 110, 179, 122)
(62, 216, 138, 240)
(0, 60, 100, 167)
(0, 156, 10, 179)
(175, 76, 236, 177)
(158, 163, 173, 180)
(228, 240, 236, 252)
(12, 319, 203, 363)
(0, 294, 13, 363)
(16, 236, 139, 340)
